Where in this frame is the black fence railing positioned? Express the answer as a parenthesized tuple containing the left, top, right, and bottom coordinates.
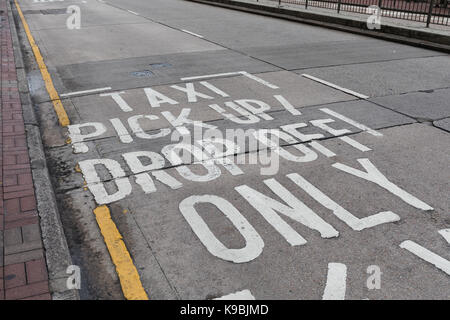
(270, 0, 449, 26)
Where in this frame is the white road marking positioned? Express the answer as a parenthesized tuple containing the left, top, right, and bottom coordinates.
(333, 158, 434, 211)
(309, 141, 336, 158)
(287, 173, 400, 231)
(100, 91, 133, 112)
(438, 229, 450, 244)
(78, 159, 132, 205)
(320, 108, 383, 137)
(322, 263, 347, 300)
(214, 289, 256, 300)
(181, 29, 204, 38)
(110, 118, 133, 143)
(236, 178, 339, 246)
(181, 71, 279, 89)
(179, 195, 264, 263)
(240, 71, 279, 89)
(301, 74, 369, 99)
(127, 10, 139, 15)
(274, 94, 301, 115)
(68, 122, 107, 153)
(181, 71, 241, 81)
(400, 240, 450, 276)
(61, 87, 112, 97)
(339, 136, 372, 152)
(199, 81, 230, 97)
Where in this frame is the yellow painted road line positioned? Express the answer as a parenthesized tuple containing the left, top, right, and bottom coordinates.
(14, 0, 70, 127)
(94, 206, 149, 300)
(14, 0, 148, 299)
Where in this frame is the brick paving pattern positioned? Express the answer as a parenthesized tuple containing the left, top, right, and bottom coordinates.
(1, 0, 50, 300)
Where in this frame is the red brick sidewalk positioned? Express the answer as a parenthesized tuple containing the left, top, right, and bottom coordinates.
(1, 0, 51, 300)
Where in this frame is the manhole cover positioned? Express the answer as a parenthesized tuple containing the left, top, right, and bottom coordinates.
(131, 70, 154, 78)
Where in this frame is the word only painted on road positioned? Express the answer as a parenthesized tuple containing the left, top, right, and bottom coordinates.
(68, 74, 434, 264)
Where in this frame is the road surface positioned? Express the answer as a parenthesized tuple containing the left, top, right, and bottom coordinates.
(14, 0, 450, 299)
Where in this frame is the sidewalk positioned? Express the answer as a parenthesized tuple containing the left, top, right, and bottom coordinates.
(1, 0, 51, 300)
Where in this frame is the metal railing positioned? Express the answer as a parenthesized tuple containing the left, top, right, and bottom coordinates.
(270, 0, 449, 26)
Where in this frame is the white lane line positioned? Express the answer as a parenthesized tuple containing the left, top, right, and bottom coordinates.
(301, 74, 369, 99)
(127, 10, 139, 15)
(214, 289, 256, 300)
(322, 263, 347, 300)
(60, 87, 112, 98)
(181, 71, 279, 89)
(400, 240, 450, 276)
(181, 29, 204, 38)
(320, 108, 383, 137)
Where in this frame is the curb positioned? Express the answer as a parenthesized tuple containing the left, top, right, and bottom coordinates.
(185, 0, 450, 53)
(7, 0, 79, 300)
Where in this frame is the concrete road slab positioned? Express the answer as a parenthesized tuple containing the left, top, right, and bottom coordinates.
(434, 118, 450, 132)
(33, 21, 221, 67)
(106, 0, 364, 49)
(54, 50, 280, 94)
(242, 40, 444, 70)
(60, 70, 354, 134)
(105, 123, 449, 299)
(21, 0, 147, 31)
(14, 0, 450, 301)
(90, 98, 414, 159)
(371, 88, 450, 121)
(296, 55, 450, 97)
(51, 98, 414, 192)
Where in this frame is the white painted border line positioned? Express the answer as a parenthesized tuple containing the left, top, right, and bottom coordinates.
(301, 74, 369, 99)
(181, 71, 240, 81)
(240, 71, 279, 89)
(181, 71, 279, 89)
(181, 29, 204, 38)
(322, 263, 347, 300)
(400, 240, 450, 275)
(214, 289, 256, 300)
(127, 10, 139, 15)
(60, 87, 112, 98)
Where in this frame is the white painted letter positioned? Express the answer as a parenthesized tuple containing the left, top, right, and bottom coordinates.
(287, 173, 400, 231)
(235, 178, 338, 246)
(179, 195, 264, 263)
(68, 122, 107, 153)
(78, 159, 131, 205)
(333, 158, 433, 211)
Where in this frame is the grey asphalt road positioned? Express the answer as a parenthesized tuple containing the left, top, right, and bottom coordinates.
(14, 0, 450, 299)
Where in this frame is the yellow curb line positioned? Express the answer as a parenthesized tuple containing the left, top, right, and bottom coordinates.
(14, 0, 70, 127)
(14, 0, 148, 300)
(94, 206, 149, 300)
